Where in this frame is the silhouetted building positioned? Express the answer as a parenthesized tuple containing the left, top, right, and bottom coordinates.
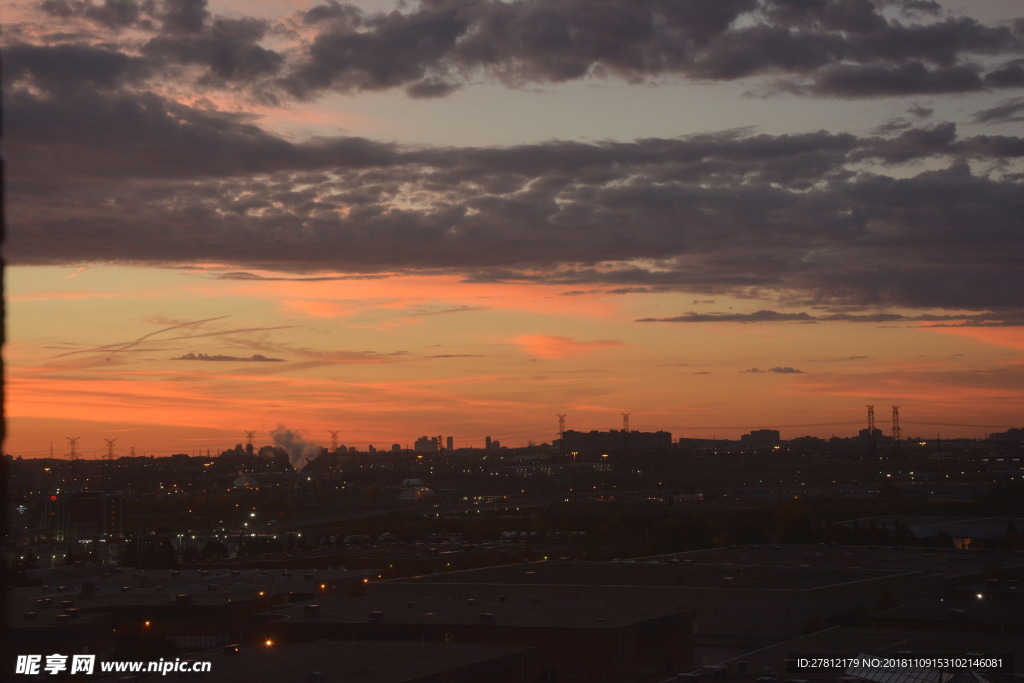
(740, 429, 780, 446)
(185, 640, 530, 683)
(414, 436, 438, 454)
(562, 429, 672, 457)
(43, 492, 124, 540)
(259, 596, 692, 682)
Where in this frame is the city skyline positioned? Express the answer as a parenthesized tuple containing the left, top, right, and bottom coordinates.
(4, 0, 1024, 457)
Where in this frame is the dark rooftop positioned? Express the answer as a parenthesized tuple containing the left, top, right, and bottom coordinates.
(99, 639, 529, 683)
(261, 595, 685, 630)
(391, 556, 916, 591)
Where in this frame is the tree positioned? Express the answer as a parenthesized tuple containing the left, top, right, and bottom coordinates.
(181, 544, 201, 563)
(13, 550, 39, 574)
(201, 538, 229, 559)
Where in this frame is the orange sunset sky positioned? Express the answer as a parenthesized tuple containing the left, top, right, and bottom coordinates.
(4, 0, 1024, 457)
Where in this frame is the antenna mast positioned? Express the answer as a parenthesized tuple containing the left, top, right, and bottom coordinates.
(866, 405, 876, 460)
(892, 406, 901, 455)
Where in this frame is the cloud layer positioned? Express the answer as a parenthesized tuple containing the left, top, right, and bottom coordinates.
(171, 352, 285, 362)
(4, 0, 1024, 318)
(18, 0, 1024, 100)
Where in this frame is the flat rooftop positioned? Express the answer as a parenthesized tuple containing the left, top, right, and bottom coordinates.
(9, 567, 369, 608)
(873, 598, 1024, 627)
(392, 557, 915, 591)
(95, 639, 528, 683)
(261, 595, 686, 630)
(642, 544, 1024, 581)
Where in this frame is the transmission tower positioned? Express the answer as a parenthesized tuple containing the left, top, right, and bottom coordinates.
(244, 431, 257, 448)
(65, 436, 81, 461)
(557, 414, 566, 458)
(621, 412, 630, 432)
(329, 431, 340, 452)
(103, 438, 118, 461)
(866, 405, 877, 460)
(892, 406, 902, 455)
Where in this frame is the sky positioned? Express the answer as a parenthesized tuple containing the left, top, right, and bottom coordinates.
(3, 0, 1024, 458)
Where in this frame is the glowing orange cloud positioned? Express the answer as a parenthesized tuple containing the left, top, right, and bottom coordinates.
(280, 299, 354, 318)
(512, 334, 626, 359)
(203, 272, 622, 320)
(923, 325, 1024, 353)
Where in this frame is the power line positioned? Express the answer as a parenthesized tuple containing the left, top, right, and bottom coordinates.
(906, 421, 1014, 429)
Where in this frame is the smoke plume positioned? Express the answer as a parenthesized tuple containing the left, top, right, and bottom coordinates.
(270, 425, 320, 471)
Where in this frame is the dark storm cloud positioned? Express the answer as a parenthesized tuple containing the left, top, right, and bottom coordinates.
(19, 0, 1024, 99)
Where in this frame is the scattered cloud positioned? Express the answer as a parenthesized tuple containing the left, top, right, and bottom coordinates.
(639, 310, 1024, 326)
(3, 1, 1023, 321)
(742, 366, 806, 374)
(171, 352, 285, 362)
(280, 299, 353, 319)
(19, 0, 1020, 100)
(973, 97, 1024, 124)
(640, 310, 817, 324)
(512, 334, 626, 359)
(214, 271, 390, 282)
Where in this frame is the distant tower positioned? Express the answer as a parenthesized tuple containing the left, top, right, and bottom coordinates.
(866, 405, 877, 460)
(446, 435, 454, 451)
(892, 406, 902, 455)
(65, 436, 81, 461)
(437, 435, 443, 454)
(130, 446, 136, 458)
(329, 431, 340, 452)
(557, 414, 566, 458)
(244, 430, 256, 455)
(622, 412, 631, 459)
(103, 438, 118, 461)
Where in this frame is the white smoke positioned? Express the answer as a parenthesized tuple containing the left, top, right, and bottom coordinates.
(270, 425, 320, 471)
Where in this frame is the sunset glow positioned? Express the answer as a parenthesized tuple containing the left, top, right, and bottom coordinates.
(4, 0, 1023, 458)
